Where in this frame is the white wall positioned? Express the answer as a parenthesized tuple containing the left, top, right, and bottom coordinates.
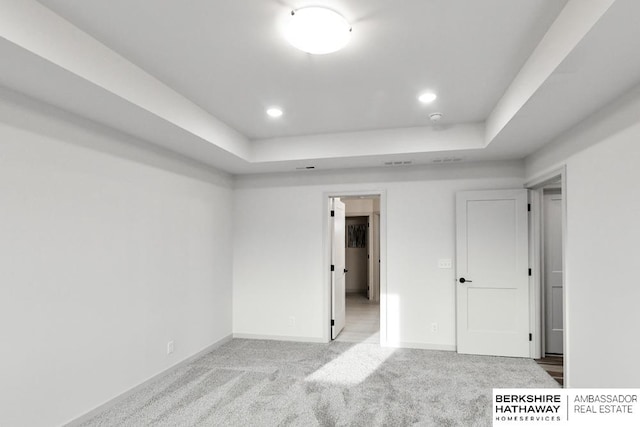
(233, 162, 525, 348)
(0, 91, 234, 427)
(526, 85, 640, 387)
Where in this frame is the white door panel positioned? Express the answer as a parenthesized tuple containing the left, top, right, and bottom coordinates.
(456, 189, 530, 357)
(331, 198, 346, 339)
(544, 192, 563, 354)
(467, 200, 518, 274)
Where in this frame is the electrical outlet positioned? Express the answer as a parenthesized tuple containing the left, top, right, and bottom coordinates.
(438, 259, 452, 269)
(431, 323, 438, 333)
(167, 340, 174, 355)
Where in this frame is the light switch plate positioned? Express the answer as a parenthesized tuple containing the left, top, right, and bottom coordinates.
(438, 259, 452, 269)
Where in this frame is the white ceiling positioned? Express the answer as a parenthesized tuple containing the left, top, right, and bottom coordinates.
(1, 0, 639, 174)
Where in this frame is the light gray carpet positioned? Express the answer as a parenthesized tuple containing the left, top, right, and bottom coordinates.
(77, 339, 559, 426)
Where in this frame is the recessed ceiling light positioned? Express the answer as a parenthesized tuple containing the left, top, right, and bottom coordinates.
(418, 92, 437, 103)
(266, 107, 283, 118)
(284, 7, 351, 55)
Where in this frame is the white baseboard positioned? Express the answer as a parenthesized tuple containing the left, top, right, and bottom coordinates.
(233, 333, 327, 343)
(381, 340, 456, 352)
(233, 334, 454, 350)
(64, 334, 233, 426)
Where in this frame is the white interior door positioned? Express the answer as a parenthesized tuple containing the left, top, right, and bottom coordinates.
(331, 198, 346, 339)
(544, 190, 564, 354)
(456, 189, 530, 357)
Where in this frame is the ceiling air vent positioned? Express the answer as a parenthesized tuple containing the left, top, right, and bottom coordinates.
(432, 158, 463, 164)
(384, 160, 412, 166)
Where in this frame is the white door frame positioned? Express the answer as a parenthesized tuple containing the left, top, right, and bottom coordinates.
(372, 212, 381, 302)
(526, 166, 568, 386)
(322, 190, 386, 344)
(367, 213, 374, 300)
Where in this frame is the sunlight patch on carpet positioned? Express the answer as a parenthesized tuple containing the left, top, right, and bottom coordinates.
(305, 341, 395, 385)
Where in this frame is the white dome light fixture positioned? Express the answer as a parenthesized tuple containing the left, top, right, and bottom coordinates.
(284, 7, 352, 55)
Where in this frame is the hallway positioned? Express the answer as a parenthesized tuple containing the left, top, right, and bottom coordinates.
(334, 293, 380, 344)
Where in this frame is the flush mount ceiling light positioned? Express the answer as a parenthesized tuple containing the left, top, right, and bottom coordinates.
(418, 92, 437, 103)
(266, 107, 283, 118)
(284, 7, 352, 55)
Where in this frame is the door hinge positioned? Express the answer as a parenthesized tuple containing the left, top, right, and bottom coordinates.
(331, 319, 335, 326)
(331, 210, 335, 217)
(529, 333, 532, 342)
(528, 203, 531, 212)
(528, 268, 532, 276)
(367, 254, 370, 259)
(331, 265, 335, 272)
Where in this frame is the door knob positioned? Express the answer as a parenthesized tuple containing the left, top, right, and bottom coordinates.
(344, 269, 348, 273)
(459, 277, 472, 283)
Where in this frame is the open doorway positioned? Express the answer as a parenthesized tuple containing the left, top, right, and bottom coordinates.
(329, 195, 381, 343)
(345, 216, 369, 297)
(527, 169, 566, 386)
